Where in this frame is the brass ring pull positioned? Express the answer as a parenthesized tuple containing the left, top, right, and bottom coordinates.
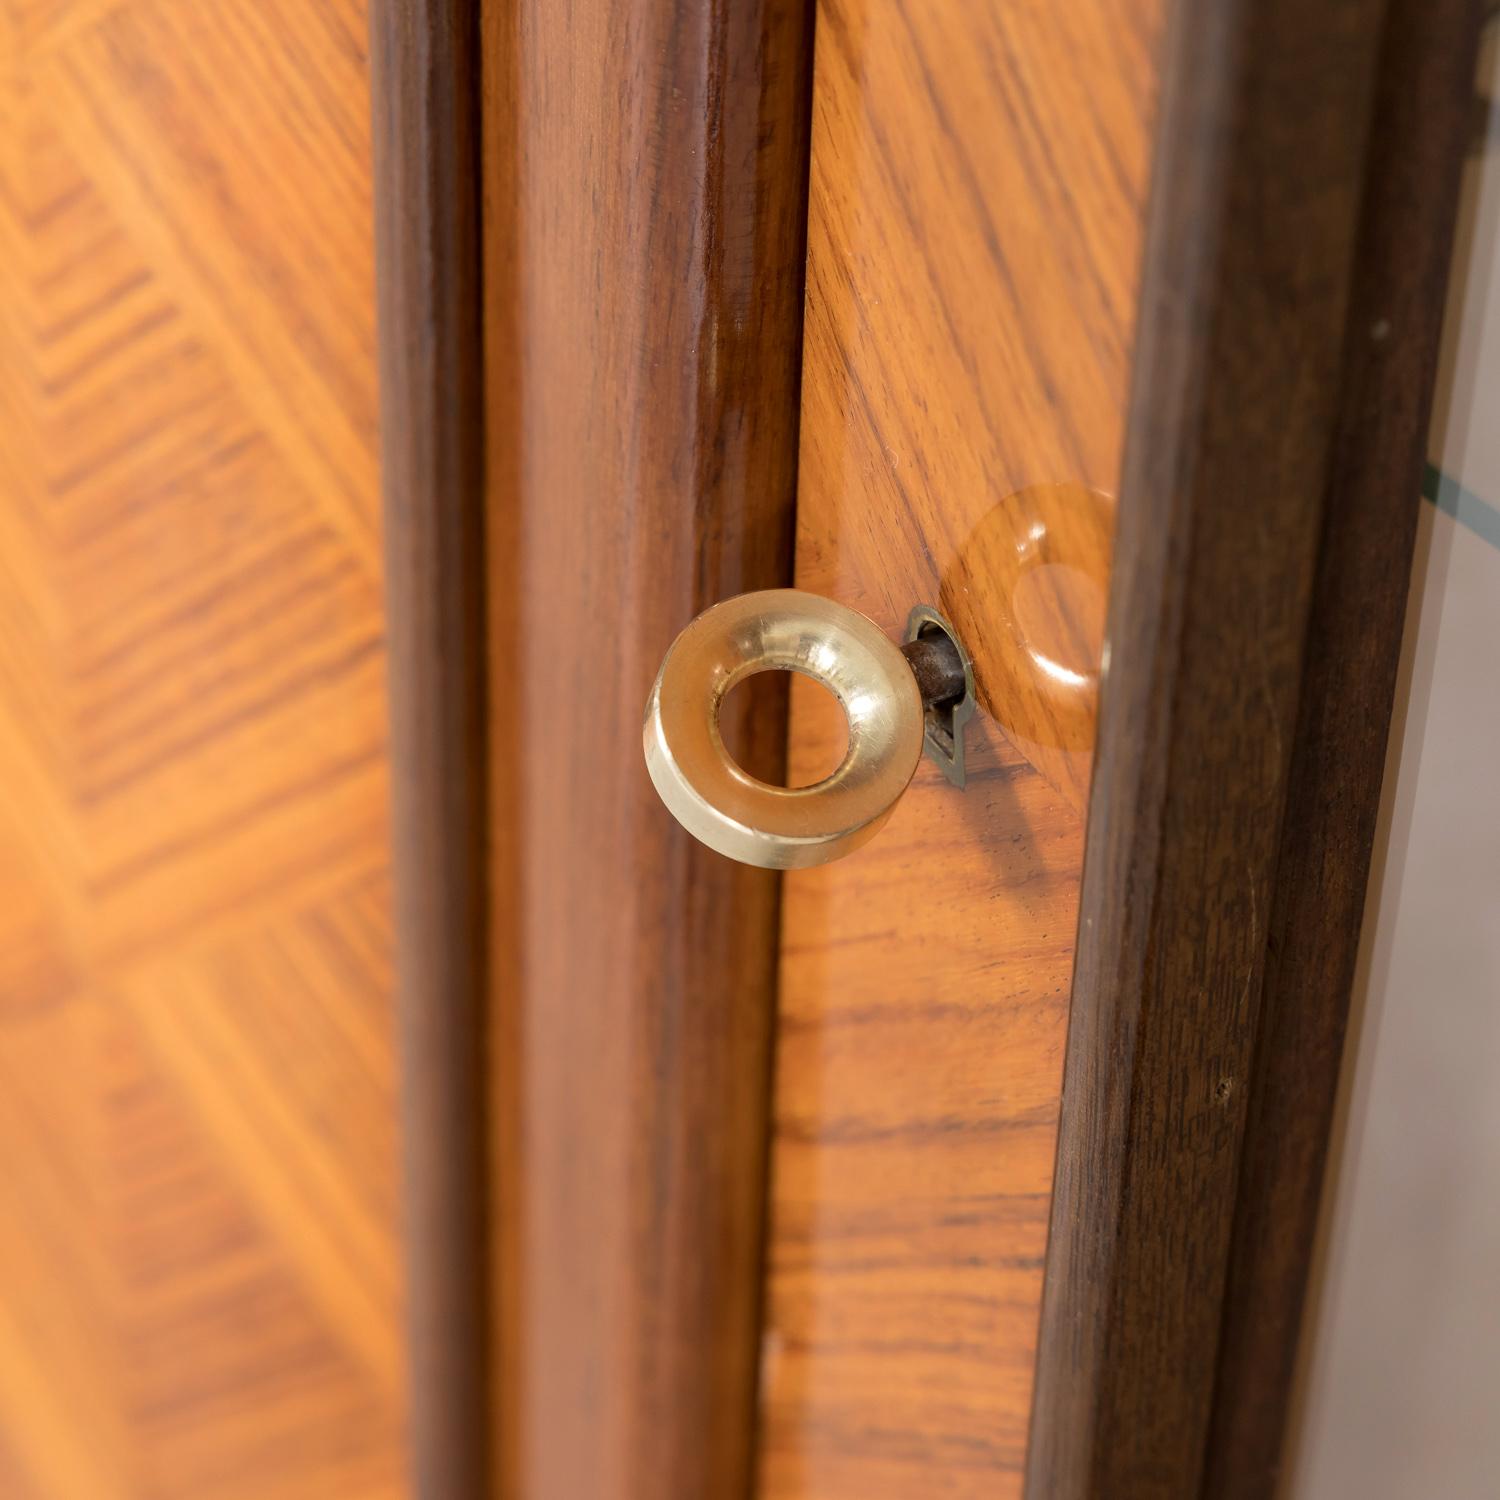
(643, 589, 957, 869)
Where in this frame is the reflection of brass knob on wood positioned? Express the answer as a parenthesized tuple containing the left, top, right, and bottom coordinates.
(643, 589, 971, 869)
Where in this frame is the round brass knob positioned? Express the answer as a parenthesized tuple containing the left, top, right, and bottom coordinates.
(643, 590, 927, 869)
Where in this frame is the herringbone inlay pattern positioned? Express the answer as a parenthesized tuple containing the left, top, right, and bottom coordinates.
(0, 2, 406, 1494)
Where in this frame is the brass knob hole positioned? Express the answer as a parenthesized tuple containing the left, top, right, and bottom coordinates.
(720, 668, 850, 789)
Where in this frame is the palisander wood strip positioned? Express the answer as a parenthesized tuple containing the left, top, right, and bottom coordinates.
(1202, 1, 1481, 1493)
(1025, 1, 1478, 1496)
(369, 3, 489, 1498)
(479, 4, 814, 1498)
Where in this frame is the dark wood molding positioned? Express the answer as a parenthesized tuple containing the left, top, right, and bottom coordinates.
(480, 3, 814, 1498)
(1024, 0, 1481, 1496)
(369, 4, 489, 1499)
(1201, 0, 1480, 1492)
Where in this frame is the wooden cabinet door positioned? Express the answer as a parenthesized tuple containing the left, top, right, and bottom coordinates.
(0, 0, 1475, 1497)
(756, 2, 1158, 1490)
(755, 1, 1480, 1498)
(398, 2, 1474, 1498)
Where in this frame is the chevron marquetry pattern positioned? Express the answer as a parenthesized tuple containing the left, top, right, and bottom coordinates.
(0, 2, 407, 1495)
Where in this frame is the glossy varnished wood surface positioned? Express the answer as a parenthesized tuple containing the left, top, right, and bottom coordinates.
(758, 2, 1161, 1496)
(1202, 2, 1479, 1492)
(480, 3, 812, 1497)
(370, 3, 487, 1497)
(0, 4, 405, 1497)
(1026, 0, 1478, 1495)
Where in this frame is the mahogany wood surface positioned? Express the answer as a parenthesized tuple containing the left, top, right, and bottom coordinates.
(479, 3, 813, 1497)
(758, 2, 1162, 1497)
(1026, 1, 1479, 1496)
(370, 2, 486, 1498)
(0, 3, 405, 1497)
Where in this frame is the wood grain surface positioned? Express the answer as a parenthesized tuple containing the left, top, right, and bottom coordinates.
(370, 4, 487, 1498)
(479, 3, 813, 1498)
(757, 2, 1162, 1497)
(1024, 1, 1476, 1495)
(0, 3, 405, 1497)
(1201, 2, 1480, 1493)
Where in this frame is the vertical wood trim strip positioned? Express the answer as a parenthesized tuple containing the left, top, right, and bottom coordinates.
(369, 4, 489, 1499)
(1025, 0, 1477, 1494)
(1202, 1, 1480, 1491)
(480, 3, 815, 1498)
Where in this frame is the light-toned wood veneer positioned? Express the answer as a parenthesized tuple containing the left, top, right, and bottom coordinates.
(0, 4, 405, 1496)
(759, 1, 1162, 1494)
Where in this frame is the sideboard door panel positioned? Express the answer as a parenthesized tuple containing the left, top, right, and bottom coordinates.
(757, 3, 1163, 1496)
